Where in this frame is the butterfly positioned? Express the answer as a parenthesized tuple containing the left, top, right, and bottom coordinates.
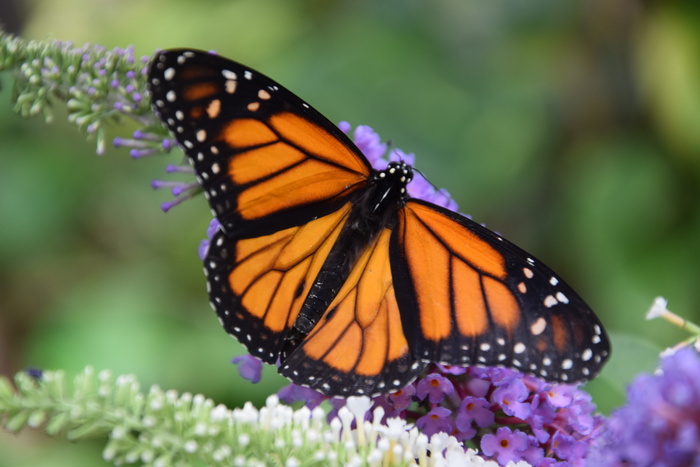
(148, 49, 610, 397)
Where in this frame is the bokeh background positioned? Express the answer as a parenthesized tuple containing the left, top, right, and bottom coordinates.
(1, 0, 699, 464)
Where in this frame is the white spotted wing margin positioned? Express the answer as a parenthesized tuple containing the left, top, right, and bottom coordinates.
(148, 49, 371, 240)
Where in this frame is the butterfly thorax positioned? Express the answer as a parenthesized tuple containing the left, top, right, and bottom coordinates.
(280, 161, 413, 360)
(366, 161, 413, 214)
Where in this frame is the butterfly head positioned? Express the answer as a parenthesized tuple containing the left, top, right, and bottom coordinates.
(376, 161, 413, 193)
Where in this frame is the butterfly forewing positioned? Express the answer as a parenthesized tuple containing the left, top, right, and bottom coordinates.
(149, 49, 372, 239)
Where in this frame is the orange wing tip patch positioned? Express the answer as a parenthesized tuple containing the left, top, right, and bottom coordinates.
(183, 82, 220, 101)
(225, 79, 237, 94)
(206, 99, 222, 119)
(550, 314, 568, 352)
(179, 65, 215, 80)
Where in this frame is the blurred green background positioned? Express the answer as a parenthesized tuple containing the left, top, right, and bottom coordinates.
(1, 0, 699, 464)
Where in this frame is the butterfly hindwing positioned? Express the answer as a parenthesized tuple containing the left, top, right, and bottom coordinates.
(206, 203, 353, 364)
(149, 49, 372, 239)
(280, 228, 425, 396)
(392, 200, 609, 382)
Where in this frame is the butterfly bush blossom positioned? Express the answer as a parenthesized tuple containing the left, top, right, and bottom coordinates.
(587, 346, 700, 466)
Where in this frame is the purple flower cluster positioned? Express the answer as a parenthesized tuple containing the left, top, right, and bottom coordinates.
(4, 36, 153, 154)
(588, 346, 700, 466)
(280, 364, 604, 466)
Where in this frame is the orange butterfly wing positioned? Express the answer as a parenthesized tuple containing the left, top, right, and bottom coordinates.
(279, 228, 423, 396)
(392, 200, 609, 382)
(149, 50, 371, 239)
(206, 203, 352, 365)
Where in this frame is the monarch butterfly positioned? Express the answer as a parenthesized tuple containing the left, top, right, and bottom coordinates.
(148, 49, 610, 397)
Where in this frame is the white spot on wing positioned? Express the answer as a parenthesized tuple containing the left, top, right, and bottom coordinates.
(530, 317, 547, 336)
(544, 295, 558, 308)
(581, 348, 593, 361)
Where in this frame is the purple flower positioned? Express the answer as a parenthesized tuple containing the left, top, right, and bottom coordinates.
(278, 384, 327, 410)
(588, 347, 700, 466)
(455, 396, 494, 440)
(550, 431, 588, 463)
(198, 218, 220, 260)
(492, 378, 533, 420)
(387, 148, 415, 166)
(456, 396, 495, 432)
(231, 354, 262, 384)
(481, 427, 529, 465)
(435, 363, 468, 376)
(385, 383, 416, 414)
(351, 124, 387, 166)
(544, 384, 576, 408)
(416, 373, 454, 403)
(416, 407, 454, 437)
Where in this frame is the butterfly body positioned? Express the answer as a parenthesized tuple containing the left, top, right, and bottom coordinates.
(148, 49, 610, 396)
(280, 161, 412, 359)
